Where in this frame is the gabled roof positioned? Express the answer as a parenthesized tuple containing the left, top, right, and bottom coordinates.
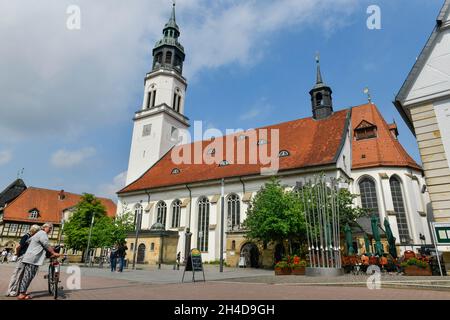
(394, 0, 450, 133)
(3, 187, 116, 224)
(0, 179, 27, 208)
(351, 103, 421, 170)
(119, 109, 351, 194)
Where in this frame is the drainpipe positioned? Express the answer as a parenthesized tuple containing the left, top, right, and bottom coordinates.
(239, 176, 246, 195)
(185, 184, 192, 229)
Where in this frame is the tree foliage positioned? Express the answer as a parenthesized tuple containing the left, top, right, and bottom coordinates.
(63, 194, 134, 252)
(243, 178, 306, 252)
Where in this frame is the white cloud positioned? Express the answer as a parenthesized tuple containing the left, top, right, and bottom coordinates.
(97, 171, 127, 199)
(0, 150, 12, 166)
(239, 98, 274, 121)
(0, 0, 360, 141)
(51, 147, 96, 168)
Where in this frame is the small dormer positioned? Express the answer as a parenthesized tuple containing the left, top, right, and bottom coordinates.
(388, 123, 399, 139)
(354, 120, 377, 140)
(28, 208, 40, 219)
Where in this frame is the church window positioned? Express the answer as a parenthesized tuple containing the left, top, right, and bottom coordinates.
(315, 92, 323, 106)
(173, 93, 177, 110)
(147, 92, 152, 109)
(171, 168, 180, 175)
(197, 197, 210, 252)
(177, 95, 182, 112)
(279, 150, 289, 157)
(227, 194, 241, 231)
(150, 243, 155, 251)
(154, 53, 163, 67)
(231, 240, 236, 251)
(151, 91, 157, 107)
(165, 51, 172, 64)
(171, 199, 181, 228)
(390, 176, 411, 244)
(29, 209, 39, 219)
(142, 124, 152, 137)
(359, 178, 379, 216)
(156, 201, 167, 226)
(219, 160, 229, 167)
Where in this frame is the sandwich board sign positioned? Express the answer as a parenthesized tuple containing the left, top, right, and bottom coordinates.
(433, 223, 450, 244)
(182, 248, 205, 283)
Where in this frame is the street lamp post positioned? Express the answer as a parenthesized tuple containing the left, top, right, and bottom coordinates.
(132, 209, 143, 270)
(220, 178, 225, 273)
(84, 214, 95, 265)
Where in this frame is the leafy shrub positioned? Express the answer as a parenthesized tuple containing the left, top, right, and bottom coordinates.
(400, 258, 428, 269)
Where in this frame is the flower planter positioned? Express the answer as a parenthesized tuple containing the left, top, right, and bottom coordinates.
(291, 267, 306, 275)
(404, 265, 432, 276)
(274, 267, 291, 275)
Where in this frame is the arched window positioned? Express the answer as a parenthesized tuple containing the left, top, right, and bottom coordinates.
(165, 51, 172, 64)
(390, 176, 411, 244)
(315, 92, 323, 106)
(171, 199, 182, 228)
(227, 194, 241, 231)
(134, 204, 143, 230)
(197, 197, 210, 252)
(156, 201, 167, 226)
(231, 240, 236, 251)
(359, 177, 379, 216)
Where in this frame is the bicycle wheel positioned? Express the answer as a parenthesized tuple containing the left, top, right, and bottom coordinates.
(48, 265, 54, 295)
(53, 274, 59, 299)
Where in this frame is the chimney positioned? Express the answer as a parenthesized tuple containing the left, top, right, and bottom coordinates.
(58, 190, 65, 200)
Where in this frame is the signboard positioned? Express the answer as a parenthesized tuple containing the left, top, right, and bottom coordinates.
(434, 223, 450, 244)
(182, 248, 205, 282)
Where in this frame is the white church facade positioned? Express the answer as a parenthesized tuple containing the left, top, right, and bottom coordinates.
(117, 4, 432, 266)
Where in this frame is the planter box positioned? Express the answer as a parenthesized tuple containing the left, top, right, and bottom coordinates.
(291, 267, 306, 275)
(404, 265, 432, 276)
(274, 268, 291, 275)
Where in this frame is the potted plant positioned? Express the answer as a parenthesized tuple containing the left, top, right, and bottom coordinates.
(401, 258, 432, 276)
(274, 260, 291, 275)
(291, 260, 307, 275)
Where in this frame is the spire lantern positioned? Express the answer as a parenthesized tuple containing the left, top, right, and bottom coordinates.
(309, 53, 333, 120)
(152, 1, 185, 75)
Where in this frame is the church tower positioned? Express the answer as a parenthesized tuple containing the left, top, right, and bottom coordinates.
(126, 3, 189, 185)
(309, 55, 333, 120)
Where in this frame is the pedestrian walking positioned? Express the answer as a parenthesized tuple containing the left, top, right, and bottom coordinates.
(117, 241, 128, 272)
(110, 245, 118, 272)
(1, 249, 7, 263)
(5, 225, 41, 297)
(16, 223, 60, 300)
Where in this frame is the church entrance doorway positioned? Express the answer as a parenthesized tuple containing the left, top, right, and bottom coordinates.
(137, 243, 146, 264)
(240, 243, 259, 268)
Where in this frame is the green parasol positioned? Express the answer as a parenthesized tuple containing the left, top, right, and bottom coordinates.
(363, 233, 371, 256)
(383, 217, 397, 258)
(344, 223, 355, 255)
(371, 214, 384, 256)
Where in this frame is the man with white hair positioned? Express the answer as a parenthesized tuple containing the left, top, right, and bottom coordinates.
(5, 224, 41, 297)
(16, 223, 60, 300)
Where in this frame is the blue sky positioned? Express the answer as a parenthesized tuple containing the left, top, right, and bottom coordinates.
(0, 0, 444, 199)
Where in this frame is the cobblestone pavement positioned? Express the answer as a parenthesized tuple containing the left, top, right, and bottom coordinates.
(1, 263, 450, 300)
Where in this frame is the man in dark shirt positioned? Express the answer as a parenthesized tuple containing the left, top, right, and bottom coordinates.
(5, 225, 40, 297)
(117, 241, 128, 272)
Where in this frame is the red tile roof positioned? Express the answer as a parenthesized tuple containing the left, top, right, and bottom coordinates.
(3, 187, 116, 224)
(351, 103, 421, 170)
(119, 109, 351, 193)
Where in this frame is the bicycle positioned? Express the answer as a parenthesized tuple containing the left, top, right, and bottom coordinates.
(44, 245, 63, 299)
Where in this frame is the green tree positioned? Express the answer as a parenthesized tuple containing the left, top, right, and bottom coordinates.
(243, 178, 306, 255)
(63, 194, 134, 256)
